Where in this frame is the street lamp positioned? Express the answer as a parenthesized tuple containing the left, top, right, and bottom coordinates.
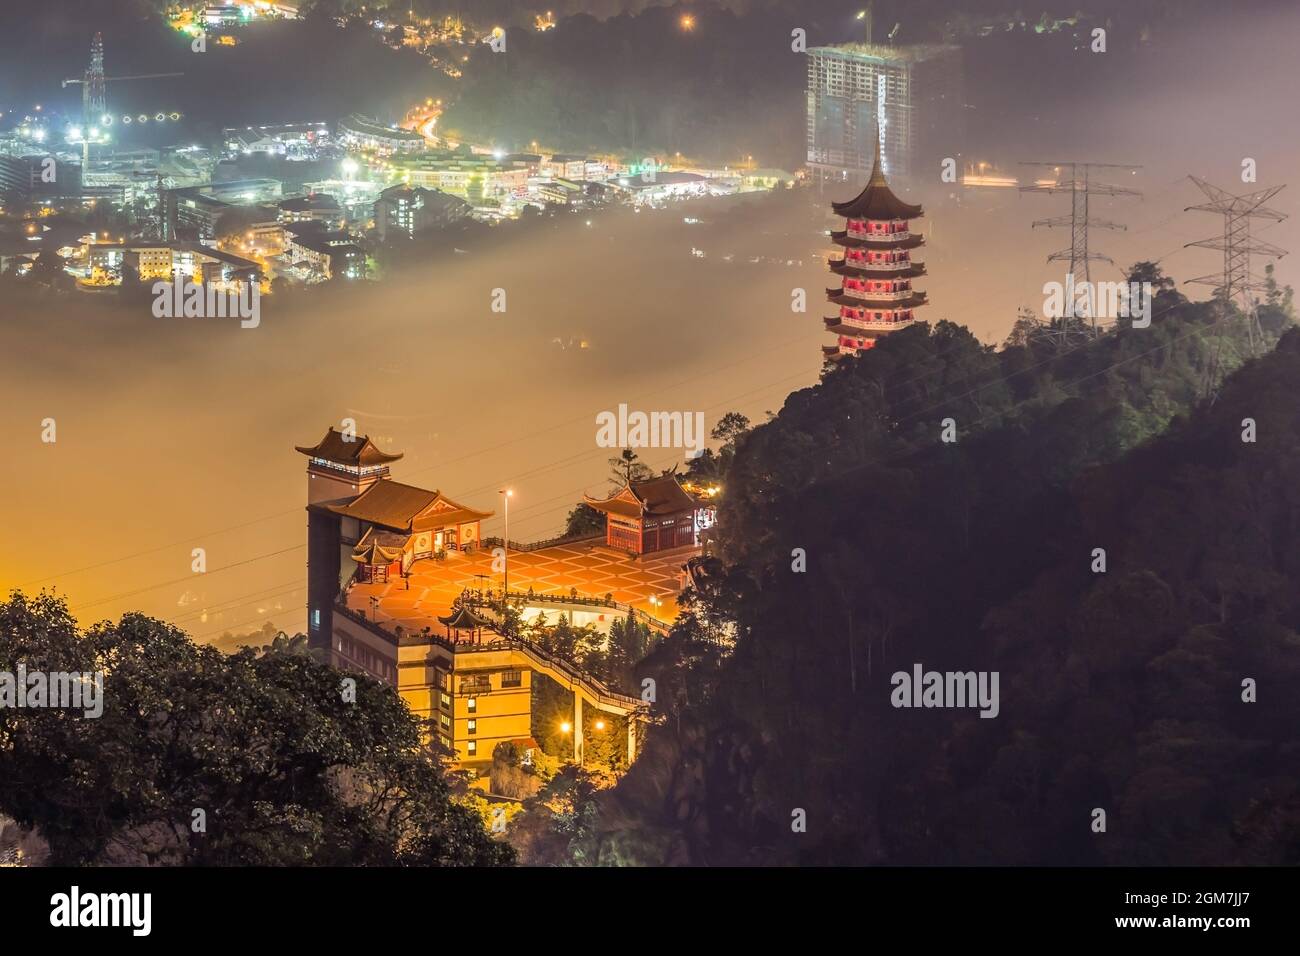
(499, 489, 513, 596)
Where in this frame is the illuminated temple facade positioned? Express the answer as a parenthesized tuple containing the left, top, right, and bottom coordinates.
(299, 427, 646, 770)
(298, 427, 490, 584)
(823, 141, 928, 362)
(584, 475, 713, 555)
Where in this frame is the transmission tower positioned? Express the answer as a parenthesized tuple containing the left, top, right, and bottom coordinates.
(1184, 176, 1288, 361)
(1021, 305, 1092, 352)
(1020, 161, 1142, 336)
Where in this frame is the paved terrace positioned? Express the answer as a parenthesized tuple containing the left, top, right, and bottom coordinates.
(342, 539, 697, 637)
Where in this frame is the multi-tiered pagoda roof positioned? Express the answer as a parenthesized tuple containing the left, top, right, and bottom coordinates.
(822, 141, 928, 362)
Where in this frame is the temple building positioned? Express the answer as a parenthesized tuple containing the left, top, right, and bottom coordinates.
(823, 140, 928, 362)
(584, 475, 712, 555)
(297, 426, 403, 506)
(298, 426, 647, 770)
(299, 426, 493, 641)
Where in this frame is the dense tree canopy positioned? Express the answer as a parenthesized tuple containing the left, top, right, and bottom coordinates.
(546, 283, 1300, 865)
(0, 594, 512, 866)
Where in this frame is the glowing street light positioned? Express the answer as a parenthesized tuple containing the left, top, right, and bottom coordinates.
(679, 13, 695, 31)
(594, 719, 605, 731)
(559, 721, 571, 734)
(500, 489, 513, 595)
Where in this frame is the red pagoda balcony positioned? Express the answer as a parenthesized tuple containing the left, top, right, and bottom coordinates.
(846, 220, 911, 241)
(858, 258, 912, 272)
(829, 312, 917, 332)
(833, 254, 917, 272)
(837, 284, 914, 302)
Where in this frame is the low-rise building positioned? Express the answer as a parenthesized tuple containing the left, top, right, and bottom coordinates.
(284, 225, 366, 281)
(541, 153, 591, 181)
(394, 155, 529, 204)
(164, 179, 282, 241)
(535, 178, 585, 206)
(373, 184, 471, 241)
(223, 122, 331, 161)
(278, 194, 344, 231)
(337, 114, 426, 155)
(123, 245, 174, 281)
(301, 178, 386, 227)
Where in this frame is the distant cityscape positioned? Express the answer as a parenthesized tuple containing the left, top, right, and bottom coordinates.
(0, 1, 805, 295)
(0, 0, 1012, 297)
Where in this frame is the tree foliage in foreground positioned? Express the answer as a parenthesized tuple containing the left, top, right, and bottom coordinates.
(0, 596, 513, 866)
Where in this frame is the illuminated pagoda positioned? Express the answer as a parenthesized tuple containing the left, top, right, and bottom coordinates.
(823, 139, 928, 362)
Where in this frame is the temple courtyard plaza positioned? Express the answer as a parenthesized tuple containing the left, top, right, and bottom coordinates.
(342, 538, 697, 636)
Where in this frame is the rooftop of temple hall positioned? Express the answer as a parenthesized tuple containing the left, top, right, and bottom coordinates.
(583, 474, 698, 519)
(325, 480, 493, 533)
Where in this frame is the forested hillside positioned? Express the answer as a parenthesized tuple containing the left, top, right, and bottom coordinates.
(549, 274, 1300, 865)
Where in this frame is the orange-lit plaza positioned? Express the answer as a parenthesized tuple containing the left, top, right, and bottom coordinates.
(341, 539, 697, 638)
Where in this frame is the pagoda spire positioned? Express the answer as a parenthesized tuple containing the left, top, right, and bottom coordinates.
(869, 135, 887, 187)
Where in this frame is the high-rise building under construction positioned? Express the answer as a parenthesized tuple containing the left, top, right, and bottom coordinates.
(806, 33, 963, 186)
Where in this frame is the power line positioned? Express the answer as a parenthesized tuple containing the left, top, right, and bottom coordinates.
(70, 545, 305, 614)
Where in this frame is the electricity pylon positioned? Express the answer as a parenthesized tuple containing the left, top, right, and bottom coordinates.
(1184, 176, 1288, 360)
(1020, 161, 1142, 335)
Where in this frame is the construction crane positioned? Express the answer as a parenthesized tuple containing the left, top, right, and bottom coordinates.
(62, 33, 183, 125)
(62, 72, 185, 90)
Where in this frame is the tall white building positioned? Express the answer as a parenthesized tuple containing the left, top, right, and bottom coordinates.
(806, 41, 963, 186)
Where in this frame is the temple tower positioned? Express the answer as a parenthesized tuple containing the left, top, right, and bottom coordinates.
(295, 426, 402, 506)
(823, 140, 928, 362)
